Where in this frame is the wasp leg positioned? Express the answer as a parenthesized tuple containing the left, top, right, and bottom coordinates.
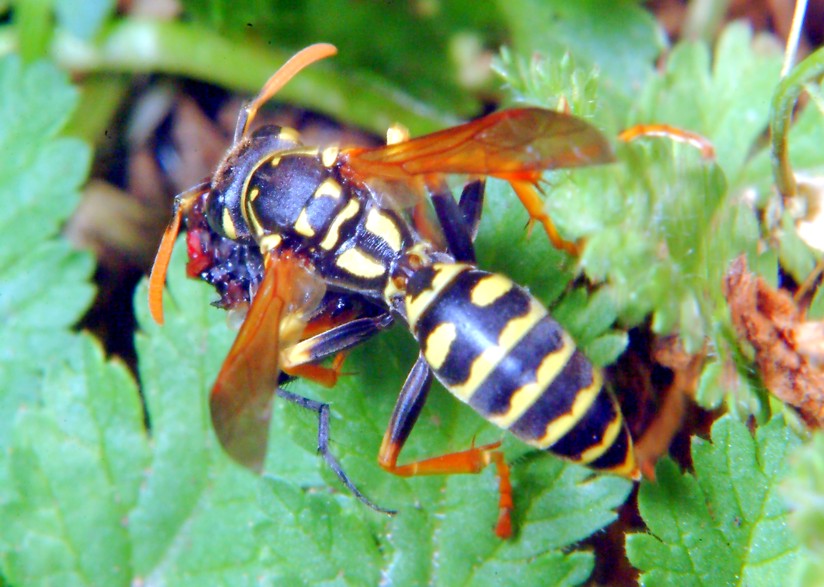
(378, 354, 515, 538)
(506, 178, 581, 255)
(282, 312, 394, 386)
(428, 179, 477, 263)
(275, 387, 396, 515)
(379, 354, 433, 456)
(458, 179, 486, 243)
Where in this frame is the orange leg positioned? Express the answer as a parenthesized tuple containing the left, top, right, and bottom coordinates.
(506, 178, 581, 255)
(378, 355, 515, 538)
(283, 353, 347, 387)
(380, 437, 514, 538)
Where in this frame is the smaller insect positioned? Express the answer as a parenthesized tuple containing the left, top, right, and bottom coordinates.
(150, 44, 638, 538)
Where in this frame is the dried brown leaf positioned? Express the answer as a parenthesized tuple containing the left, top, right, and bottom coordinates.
(724, 255, 824, 426)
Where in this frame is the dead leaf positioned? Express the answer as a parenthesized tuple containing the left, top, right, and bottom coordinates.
(724, 256, 824, 427)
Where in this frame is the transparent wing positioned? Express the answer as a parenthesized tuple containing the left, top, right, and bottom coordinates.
(209, 250, 325, 471)
(343, 108, 614, 180)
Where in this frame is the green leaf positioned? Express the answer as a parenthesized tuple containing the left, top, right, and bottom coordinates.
(0, 57, 90, 268)
(810, 277, 824, 320)
(783, 432, 824, 587)
(12, 0, 53, 62)
(584, 331, 629, 368)
(255, 477, 383, 585)
(0, 56, 94, 442)
(0, 55, 95, 439)
(777, 212, 818, 284)
(492, 23, 784, 359)
(767, 46, 824, 200)
(632, 23, 783, 183)
(475, 178, 571, 301)
(130, 245, 269, 582)
(627, 415, 803, 586)
(498, 0, 662, 112)
(0, 54, 115, 587)
(0, 336, 149, 586)
(742, 79, 824, 198)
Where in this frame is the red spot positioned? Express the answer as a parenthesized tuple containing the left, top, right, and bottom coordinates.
(186, 230, 213, 277)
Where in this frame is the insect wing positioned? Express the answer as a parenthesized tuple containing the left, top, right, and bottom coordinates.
(209, 251, 317, 472)
(344, 108, 614, 179)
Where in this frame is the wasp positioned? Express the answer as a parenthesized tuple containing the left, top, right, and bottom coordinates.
(149, 43, 638, 538)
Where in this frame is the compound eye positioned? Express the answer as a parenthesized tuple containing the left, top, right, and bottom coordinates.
(205, 189, 244, 241)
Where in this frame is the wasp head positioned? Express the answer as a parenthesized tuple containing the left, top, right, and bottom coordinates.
(205, 125, 301, 243)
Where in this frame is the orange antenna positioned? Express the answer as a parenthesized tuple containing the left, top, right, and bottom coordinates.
(148, 183, 209, 324)
(618, 124, 716, 160)
(148, 206, 182, 325)
(236, 43, 338, 141)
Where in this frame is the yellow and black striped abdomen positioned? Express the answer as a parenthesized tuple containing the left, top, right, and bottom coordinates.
(404, 263, 637, 478)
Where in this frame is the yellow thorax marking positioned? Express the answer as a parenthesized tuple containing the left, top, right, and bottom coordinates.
(277, 127, 301, 144)
(293, 208, 316, 237)
(259, 233, 282, 253)
(336, 247, 386, 279)
(222, 207, 238, 240)
(365, 208, 402, 251)
(321, 146, 340, 167)
(314, 177, 342, 200)
(320, 198, 360, 250)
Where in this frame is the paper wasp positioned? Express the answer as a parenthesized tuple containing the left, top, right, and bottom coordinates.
(149, 43, 638, 538)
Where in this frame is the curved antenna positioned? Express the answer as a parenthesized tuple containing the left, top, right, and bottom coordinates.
(148, 182, 210, 324)
(234, 43, 338, 142)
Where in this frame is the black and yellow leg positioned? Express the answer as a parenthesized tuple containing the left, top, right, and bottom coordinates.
(282, 312, 394, 386)
(377, 354, 515, 538)
(275, 387, 396, 515)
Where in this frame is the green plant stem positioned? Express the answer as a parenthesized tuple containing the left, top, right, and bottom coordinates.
(770, 46, 824, 199)
(0, 18, 459, 136)
(13, 0, 52, 62)
(64, 73, 129, 144)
